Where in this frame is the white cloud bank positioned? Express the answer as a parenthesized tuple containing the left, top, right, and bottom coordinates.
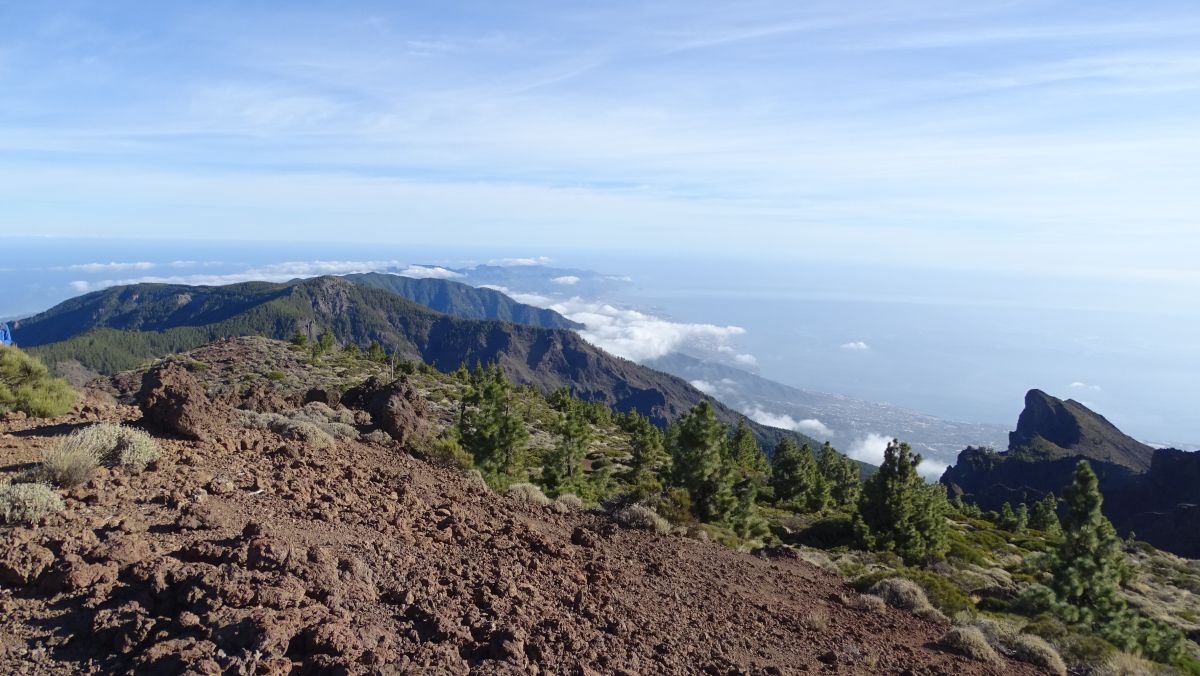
(841, 341, 870, 351)
(1069, 381, 1102, 391)
(483, 286, 752, 363)
(551, 275, 580, 285)
(397, 265, 462, 279)
(746, 407, 834, 438)
(488, 256, 552, 267)
(65, 259, 438, 292)
(845, 432, 947, 480)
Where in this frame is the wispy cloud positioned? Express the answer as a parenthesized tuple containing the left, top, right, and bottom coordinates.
(1070, 381, 1102, 391)
(60, 261, 155, 272)
(3, 3, 1200, 285)
(841, 341, 870, 351)
(551, 275, 580, 285)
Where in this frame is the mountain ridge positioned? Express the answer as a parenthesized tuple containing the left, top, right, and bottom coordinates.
(18, 276, 818, 451)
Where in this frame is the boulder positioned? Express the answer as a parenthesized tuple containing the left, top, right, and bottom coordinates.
(137, 363, 226, 441)
(340, 377, 428, 445)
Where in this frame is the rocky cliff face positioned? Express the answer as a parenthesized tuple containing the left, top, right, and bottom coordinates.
(943, 390, 1200, 557)
(1008, 389, 1154, 471)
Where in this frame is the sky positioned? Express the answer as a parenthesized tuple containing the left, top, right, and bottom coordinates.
(2, 1, 1200, 286)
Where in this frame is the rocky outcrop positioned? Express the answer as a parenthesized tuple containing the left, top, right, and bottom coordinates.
(943, 390, 1199, 557)
(1008, 389, 1154, 471)
(137, 363, 227, 441)
(341, 376, 428, 445)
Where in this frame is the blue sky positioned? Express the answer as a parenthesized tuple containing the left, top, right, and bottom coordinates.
(2, 1, 1199, 284)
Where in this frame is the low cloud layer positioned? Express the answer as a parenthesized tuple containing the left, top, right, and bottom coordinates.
(846, 432, 946, 481)
(485, 286, 752, 363)
(840, 341, 870, 351)
(487, 256, 552, 267)
(746, 407, 834, 438)
(551, 276, 580, 285)
(398, 265, 462, 279)
(66, 259, 416, 292)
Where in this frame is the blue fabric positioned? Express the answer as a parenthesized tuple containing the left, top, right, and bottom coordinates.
(0, 323, 11, 346)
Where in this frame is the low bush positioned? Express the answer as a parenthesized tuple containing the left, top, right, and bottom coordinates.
(0, 346, 75, 418)
(1009, 634, 1067, 676)
(423, 435, 474, 471)
(867, 577, 932, 612)
(506, 482, 551, 507)
(0, 483, 64, 524)
(269, 419, 335, 449)
(51, 424, 161, 473)
(37, 440, 100, 486)
(615, 504, 670, 533)
(839, 592, 887, 612)
(554, 493, 584, 512)
(938, 626, 1000, 664)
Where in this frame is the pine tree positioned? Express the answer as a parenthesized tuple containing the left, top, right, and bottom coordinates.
(366, 341, 386, 363)
(1016, 503, 1030, 532)
(730, 420, 771, 485)
(856, 440, 950, 563)
(1050, 460, 1127, 626)
(668, 401, 736, 523)
(1030, 493, 1062, 535)
(458, 364, 528, 476)
(289, 330, 308, 347)
(0, 346, 75, 418)
(542, 398, 590, 497)
(771, 438, 828, 512)
(818, 442, 861, 508)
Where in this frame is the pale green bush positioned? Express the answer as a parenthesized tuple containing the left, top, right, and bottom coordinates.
(53, 423, 160, 472)
(938, 626, 999, 663)
(506, 482, 550, 507)
(37, 440, 100, 486)
(868, 577, 932, 612)
(615, 504, 670, 533)
(1009, 634, 1067, 676)
(0, 483, 64, 524)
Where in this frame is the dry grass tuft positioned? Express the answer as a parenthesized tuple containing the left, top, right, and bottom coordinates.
(868, 577, 932, 613)
(615, 504, 670, 533)
(505, 482, 551, 507)
(1009, 634, 1067, 676)
(937, 626, 1000, 664)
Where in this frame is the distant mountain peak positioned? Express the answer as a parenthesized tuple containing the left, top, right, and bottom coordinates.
(1009, 388, 1153, 472)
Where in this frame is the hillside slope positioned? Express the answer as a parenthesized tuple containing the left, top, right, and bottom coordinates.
(18, 277, 814, 448)
(0, 356, 1033, 674)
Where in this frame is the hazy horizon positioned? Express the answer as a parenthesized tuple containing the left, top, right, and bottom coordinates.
(3, 237, 1196, 452)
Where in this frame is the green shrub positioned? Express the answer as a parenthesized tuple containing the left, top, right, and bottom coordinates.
(655, 487, 694, 524)
(0, 346, 75, 418)
(937, 626, 1000, 664)
(857, 569, 972, 616)
(53, 424, 161, 472)
(423, 434, 474, 471)
(0, 483, 64, 524)
(264, 370, 287, 381)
